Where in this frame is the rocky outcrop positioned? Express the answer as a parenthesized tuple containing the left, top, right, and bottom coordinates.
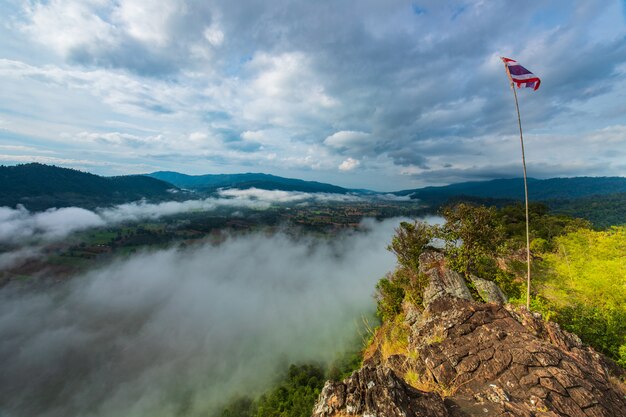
(312, 251, 626, 417)
(313, 366, 450, 417)
(470, 274, 507, 304)
(419, 252, 472, 308)
(406, 297, 626, 416)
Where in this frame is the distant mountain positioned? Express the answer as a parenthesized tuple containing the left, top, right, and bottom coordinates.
(0, 163, 179, 210)
(395, 177, 626, 203)
(146, 171, 352, 194)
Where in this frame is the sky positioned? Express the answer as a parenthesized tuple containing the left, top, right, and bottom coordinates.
(1, 0, 625, 191)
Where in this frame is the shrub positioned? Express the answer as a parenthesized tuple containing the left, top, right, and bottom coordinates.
(387, 221, 435, 271)
(375, 275, 406, 322)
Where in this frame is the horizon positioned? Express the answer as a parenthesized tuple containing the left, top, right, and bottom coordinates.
(1, 1, 626, 190)
(3, 161, 626, 193)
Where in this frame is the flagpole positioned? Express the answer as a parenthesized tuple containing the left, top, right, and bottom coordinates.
(503, 61, 532, 310)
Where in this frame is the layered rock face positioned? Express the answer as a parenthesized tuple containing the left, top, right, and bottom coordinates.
(312, 251, 626, 417)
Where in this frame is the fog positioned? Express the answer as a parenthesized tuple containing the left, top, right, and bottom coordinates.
(0, 217, 438, 417)
(0, 188, 365, 244)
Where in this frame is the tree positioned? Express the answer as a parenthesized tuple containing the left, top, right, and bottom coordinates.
(387, 221, 434, 271)
(437, 203, 504, 277)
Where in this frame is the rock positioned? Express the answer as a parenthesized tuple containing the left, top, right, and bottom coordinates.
(313, 251, 626, 417)
(313, 295, 626, 417)
(469, 274, 507, 304)
(312, 366, 451, 417)
(403, 299, 422, 326)
(418, 251, 472, 308)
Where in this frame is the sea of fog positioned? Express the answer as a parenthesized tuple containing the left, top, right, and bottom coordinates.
(0, 213, 439, 417)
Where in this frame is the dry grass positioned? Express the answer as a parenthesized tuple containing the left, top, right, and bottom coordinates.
(609, 376, 626, 396)
(424, 324, 446, 345)
(404, 367, 474, 398)
(362, 328, 382, 362)
(380, 314, 411, 360)
(381, 325, 410, 359)
(363, 314, 412, 363)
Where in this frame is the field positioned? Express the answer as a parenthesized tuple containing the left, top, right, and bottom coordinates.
(0, 199, 428, 285)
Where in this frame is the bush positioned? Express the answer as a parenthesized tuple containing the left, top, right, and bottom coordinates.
(562, 305, 625, 360)
(387, 221, 435, 271)
(375, 275, 406, 322)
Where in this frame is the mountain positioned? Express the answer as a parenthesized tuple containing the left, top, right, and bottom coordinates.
(395, 177, 626, 202)
(146, 171, 352, 194)
(0, 163, 179, 210)
(393, 177, 626, 226)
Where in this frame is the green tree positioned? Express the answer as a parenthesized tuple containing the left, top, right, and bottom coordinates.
(538, 226, 626, 362)
(437, 203, 504, 277)
(387, 221, 434, 271)
(255, 364, 325, 417)
(375, 274, 406, 321)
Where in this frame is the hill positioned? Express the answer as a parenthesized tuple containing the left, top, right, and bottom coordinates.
(146, 171, 352, 194)
(0, 163, 179, 210)
(394, 177, 626, 226)
(395, 177, 626, 202)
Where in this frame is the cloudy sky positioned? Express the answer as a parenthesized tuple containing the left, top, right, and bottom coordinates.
(1, 0, 625, 190)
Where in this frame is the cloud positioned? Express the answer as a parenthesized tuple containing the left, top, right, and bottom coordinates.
(0, 190, 366, 244)
(399, 126, 626, 185)
(216, 188, 362, 203)
(325, 131, 372, 150)
(338, 157, 360, 171)
(20, 0, 212, 75)
(0, 205, 105, 244)
(0, 217, 440, 416)
(3, 1, 626, 189)
(0, 247, 42, 270)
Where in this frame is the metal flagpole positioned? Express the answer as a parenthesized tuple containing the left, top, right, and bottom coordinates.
(503, 61, 532, 310)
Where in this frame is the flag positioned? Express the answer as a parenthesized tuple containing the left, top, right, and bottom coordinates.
(501, 57, 541, 91)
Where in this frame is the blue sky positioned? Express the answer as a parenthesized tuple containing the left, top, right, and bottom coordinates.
(1, 0, 625, 191)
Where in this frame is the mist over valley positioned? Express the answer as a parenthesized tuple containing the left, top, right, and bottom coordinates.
(0, 214, 440, 417)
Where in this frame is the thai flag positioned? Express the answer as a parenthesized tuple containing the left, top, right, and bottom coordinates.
(501, 57, 541, 91)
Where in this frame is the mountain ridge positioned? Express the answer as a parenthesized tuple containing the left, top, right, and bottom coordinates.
(146, 171, 353, 194)
(0, 163, 180, 210)
(395, 176, 626, 201)
(2, 164, 626, 224)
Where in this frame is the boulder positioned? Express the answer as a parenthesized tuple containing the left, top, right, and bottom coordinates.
(470, 274, 507, 304)
(418, 251, 472, 308)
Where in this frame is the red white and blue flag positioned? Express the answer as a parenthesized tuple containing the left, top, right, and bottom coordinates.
(501, 57, 541, 91)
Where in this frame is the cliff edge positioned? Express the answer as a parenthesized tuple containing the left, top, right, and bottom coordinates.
(312, 251, 626, 417)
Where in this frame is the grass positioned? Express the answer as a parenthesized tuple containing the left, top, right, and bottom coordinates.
(363, 313, 413, 365)
(404, 367, 472, 398)
(84, 230, 117, 245)
(424, 324, 446, 345)
(380, 314, 411, 360)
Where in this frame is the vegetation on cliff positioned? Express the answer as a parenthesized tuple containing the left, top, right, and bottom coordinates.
(535, 226, 626, 365)
(375, 202, 626, 366)
(217, 352, 362, 417)
(315, 202, 626, 416)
